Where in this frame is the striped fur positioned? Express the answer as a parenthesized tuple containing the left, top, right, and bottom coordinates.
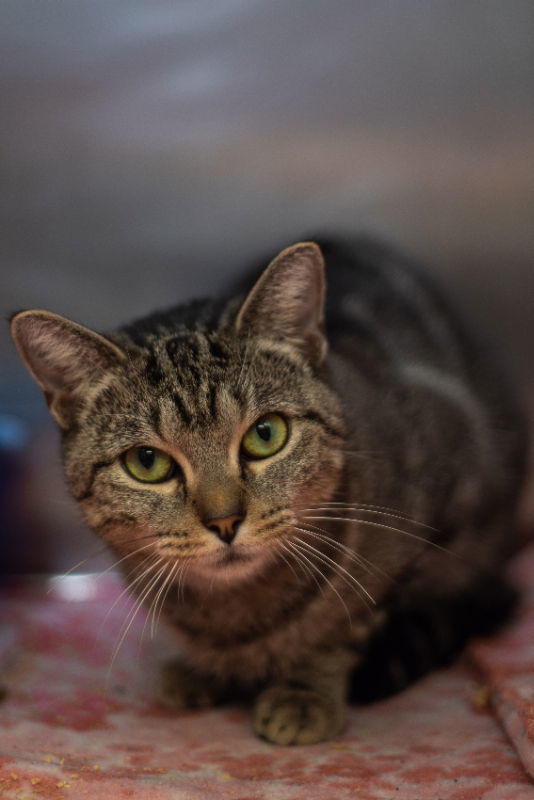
(10, 237, 527, 744)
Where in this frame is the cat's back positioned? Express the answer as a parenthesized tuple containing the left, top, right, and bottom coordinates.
(320, 237, 471, 373)
(321, 237, 522, 437)
(321, 236, 526, 520)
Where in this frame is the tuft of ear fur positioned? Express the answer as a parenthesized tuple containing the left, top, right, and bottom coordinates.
(10, 310, 126, 429)
(235, 242, 327, 366)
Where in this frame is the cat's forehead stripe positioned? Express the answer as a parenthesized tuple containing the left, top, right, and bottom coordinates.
(139, 331, 309, 432)
(172, 391, 194, 428)
(144, 350, 166, 387)
(149, 403, 163, 441)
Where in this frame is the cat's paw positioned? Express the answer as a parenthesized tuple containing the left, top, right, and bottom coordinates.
(158, 660, 219, 710)
(253, 686, 344, 745)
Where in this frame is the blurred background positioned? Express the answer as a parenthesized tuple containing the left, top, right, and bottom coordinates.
(1, 0, 533, 574)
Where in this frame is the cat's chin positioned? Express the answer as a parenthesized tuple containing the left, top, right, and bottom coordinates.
(190, 545, 270, 584)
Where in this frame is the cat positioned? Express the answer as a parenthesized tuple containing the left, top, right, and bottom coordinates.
(10, 237, 526, 745)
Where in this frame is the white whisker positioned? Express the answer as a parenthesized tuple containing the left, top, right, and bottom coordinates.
(47, 533, 158, 595)
(285, 540, 353, 628)
(98, 553, 163, 639)
(108, 558, 167, 680)
(177, 560, 191, 603)
(276, 543, 301, 582)
(284, 540, 330, 593)
(292, 535, 376, 608)
(93, 541, 156, 584)
(292, 524, 392, 583)
(302, 515, 455, 558)
(107, 561, 169, 679)
(140, 562, 173, 647)
(299, 503, 437, 531)
(150, 561, 180, 639)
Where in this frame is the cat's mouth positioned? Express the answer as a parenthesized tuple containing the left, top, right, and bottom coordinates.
(190, 541, 269, 581)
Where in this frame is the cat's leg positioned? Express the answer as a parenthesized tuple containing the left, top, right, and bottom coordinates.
(158, 659, 223, 710)
(253, 648, 354, 745)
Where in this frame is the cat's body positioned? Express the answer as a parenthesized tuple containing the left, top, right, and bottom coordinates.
(11, 237, 526, 744)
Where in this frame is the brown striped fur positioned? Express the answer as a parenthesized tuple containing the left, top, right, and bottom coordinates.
(10, 237, 526, 744)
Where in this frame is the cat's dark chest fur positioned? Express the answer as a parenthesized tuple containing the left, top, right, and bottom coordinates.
(11, 236, 526, 744)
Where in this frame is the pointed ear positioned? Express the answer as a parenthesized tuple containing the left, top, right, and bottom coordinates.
(234, 241, 327, 365)
(10, 310, 126, 429)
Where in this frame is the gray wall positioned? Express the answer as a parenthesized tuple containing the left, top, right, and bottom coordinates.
(2, 2, 533, 363)
(1, 1, 533, 569)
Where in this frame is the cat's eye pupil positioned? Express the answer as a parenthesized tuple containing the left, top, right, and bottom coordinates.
(241, 413, 288, 459)
(256, 422, 271, 442)
(123, 446, 175, 483)
(138, 447, 155, 469)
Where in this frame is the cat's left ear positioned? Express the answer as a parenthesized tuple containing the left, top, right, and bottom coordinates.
(10, 310, 126, 429)
(235, 241, 327, 366)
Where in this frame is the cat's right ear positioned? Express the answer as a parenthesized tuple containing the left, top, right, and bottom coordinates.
(234, 241, 327, 366)
(10, 310, 126, 429)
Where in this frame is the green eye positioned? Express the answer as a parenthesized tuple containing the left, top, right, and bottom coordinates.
(122, 446, 176, 483)
(241, 413, 289, 460)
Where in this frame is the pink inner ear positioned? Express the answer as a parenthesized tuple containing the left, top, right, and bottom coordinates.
(234, 242, 327, 366)
(11, 310, 125, 396)
(10, 310, 127, 430)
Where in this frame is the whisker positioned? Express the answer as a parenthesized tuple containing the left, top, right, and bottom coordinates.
(91, 541, 156, 585)
(47, 546, 112, 591)
(283, 541, 329, 591)
(302, 515, 456, 558)
(299, 503, 437, 531)
(294, 545, 373, 619)
(48, 533, 158, 594)
(155, 561, 184, 636)
(150, 561, 180, 640)
(98, 555, 163, 644)
(292, 535, 376, 608)
(293, 523, 373, 572)
(127, 559, 169, 637)
(107, 561, 169, 679)
(298, 518, 388, 571)
(342, 449, 384, 460)
(285, 540, 353, 627)
(275, 543, 302, 582)
(281, 542, 325, 597)
(292, 523, 392, 584)
(139, 561, 174, 648)
(176, 560, 190, 603)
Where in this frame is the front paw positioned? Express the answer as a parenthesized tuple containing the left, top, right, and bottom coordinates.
(158, 660, 220, 710)
(253, 686, 345, 745)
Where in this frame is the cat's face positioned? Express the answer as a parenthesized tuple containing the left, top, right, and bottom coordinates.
(65, 331, 344, 581)
(11, 243, 345, 583)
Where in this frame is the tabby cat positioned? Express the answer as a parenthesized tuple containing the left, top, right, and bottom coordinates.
(10, 237, 526, 745)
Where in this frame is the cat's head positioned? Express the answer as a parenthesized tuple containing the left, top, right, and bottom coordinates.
(10, 243, 345, 582)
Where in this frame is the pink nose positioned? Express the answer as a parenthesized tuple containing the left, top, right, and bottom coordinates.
(205, 514, 243, 544)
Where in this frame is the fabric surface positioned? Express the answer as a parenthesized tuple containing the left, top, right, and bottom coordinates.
(1, 548, 534, 800)
(470, 547, 534, 785)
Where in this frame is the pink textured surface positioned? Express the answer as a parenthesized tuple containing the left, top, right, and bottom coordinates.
(1, 552, 534, 799)
(469, 547, 534, 784)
